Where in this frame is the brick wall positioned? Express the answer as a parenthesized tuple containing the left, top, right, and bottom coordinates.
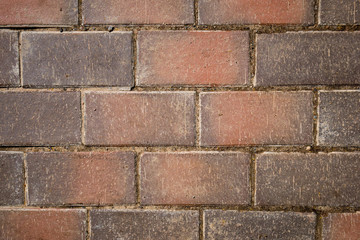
(0, 0, 359, 239)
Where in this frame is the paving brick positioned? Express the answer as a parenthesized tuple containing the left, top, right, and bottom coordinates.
(0, 91, 81, 146)
(204, 210, 316, 239)
(27, 152, 135, 206)
(256, 152, 360, 207)
(320, 0, 360, 25)
(0, 31, 19, 86)
(200, 91, 313, 146)
(0, 209, 86, 240)
(137, 31, 249, 86)
(22, 32, 133, 87)
(199, 0, 314, 25)
(90, 209, 199, 240)
(84, 92, 196, 146)
(256, 32, 360, 86)
(322, 212, 360, 240)
(318, 91, 360, 146)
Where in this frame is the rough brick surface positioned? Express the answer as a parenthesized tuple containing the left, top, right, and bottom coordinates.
(322, 212, 360, 240)
(137, 31, 249, 86)
(318, 91, 360, 146)
(0, 209, 86, 239)
(256, 152, 360, 207)
(256, 32, 360, 86)
(200, 91, 313, 146)
(140, 152, 250, 205)
(320, 0, 360, 25)
(198, 0, 314, 25)
(204, 210, 316, 239)
(0, 31, 19, 86)
(90, 209, 199, 240)
(0, 92, 81, 146)
(22, 32, 133, 87)
(84, 92, 196, 146)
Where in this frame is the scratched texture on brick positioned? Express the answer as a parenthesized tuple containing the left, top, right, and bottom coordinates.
(256, 152, 360, 207)
(90, 209, 199, 240)
(22, 32, 133, 87)
(0, 209, 86, 240)
(320, 0, 360, 25)
(84, 92, 196, 146)
(140, 152, 250, 205)
(204, 210, 316, 240)
(0, 31, 19, 86)
(27, 152, 135, 206)
(0, 92, 81, 146)
(200, 91, 313, 146)
(137, 31, 249, 86)
(256, 32, 360, 86)
(318, 91, 360, 146)
(322, 212, 360, 240)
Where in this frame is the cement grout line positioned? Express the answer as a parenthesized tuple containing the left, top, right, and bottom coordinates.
(250, 152, 256, 207)
(78, 0, 83, 27)
(199, 208, 204, 240)
(134, 151, 142, 206)
(23, 152, 28, 206)
(80, 90, 86, 146)
(195, 90, 201, 147)
(249, 28, 257, 87)
(86, 207, 91, 240)
(132, 30, 138, 88)
(194, 0, 199, 26)
(315, 211, 324, 240)
(18, 30, 23, 87)
(313, 90, 320, 148)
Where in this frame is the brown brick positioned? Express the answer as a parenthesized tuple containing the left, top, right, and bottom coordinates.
(256, 32, 360, 86)
(27, 152, 135, 206)
(84, 92, 196, 146)
(22, 32, 133, 87)
(320, 0, 360, 25)
(199, 0, 314, 25)
(322, 212, 360, 240)
(140, 152, 250, 205)
(200, 91, 313, 146)
(0, 31, 19, 86)
(83, 0, 194, 24)
(204, 210, 316, 239)
(256, 152, 360, 207)
(318, 91, 360, 146)
(0, 0, 77, 25)
(0, 152, 23, 206)
(0, 91, 81, 146)
(0, 209, 86, 240)
(137, 31, 249, 86)
(90, 209, 199, 239)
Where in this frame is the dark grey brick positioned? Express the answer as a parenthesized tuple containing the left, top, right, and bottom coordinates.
(0, 31, 19, 86)
(320, 0, 360, 25)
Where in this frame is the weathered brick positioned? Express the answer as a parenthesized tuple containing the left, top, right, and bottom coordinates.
(90, 209, 199, 239)
(27, 152, 135, 206)
(318, 91, 360, 146)
(0, 91, 81, 146)
(0, 152, 23, 206)
(84, 92, 196, 146)
(140, 152, 250, 205)
(22, 32, 133, 87)
(83, 0, 194, 24)
(256, 32, 360, 86)
(0, 0, 77, 25)
(320, 0, 360, 25)
(322, 212, 360, 240)
(0, 31, 19, 86)
(199, 0, 314, 25)
(200, 91, 313, 146)
(256, 152, 360, 207)
(204, 210, 316, 239)
(137, 31, 249, 86)
(0, 209, 86, 239)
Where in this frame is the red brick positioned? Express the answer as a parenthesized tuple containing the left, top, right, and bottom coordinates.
(140, 152, 250, 205)
(0, 31, 19, 86)
(84, 92, 196, 146)
(0, 209, 86, 240)
(27, 152, 135, 206)
(320, 0, 360, 25)
(83, 0, 194, 24)
(322, 212, 360, 240)
(200, 91, 313, 146)
(199, 0, 314, 25)
(137, 31, 249, 86)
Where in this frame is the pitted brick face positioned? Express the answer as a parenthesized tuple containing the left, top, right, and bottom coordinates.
(322, 212, 360, 240)
(0, 31, 19, 86)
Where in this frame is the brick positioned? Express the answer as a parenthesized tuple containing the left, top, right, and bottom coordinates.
(0, 31, 19, 86)
(256, 152, 360, 207)
(84, 92, 196, 146)
(320, 0, 360, 25)
(0, 152, 23, 206)
(0, 209, 86, 239)
(140, 152, 250, 205)
(137, 31, 249, 86)
(204, 210, 316, 239)
(90, 209, 199, 239)
(318, 91, 360, 146)
(0, 0, 77, 25)
(27, 152, 135, 206)
(200, 91, 313, 146)
(256, 32, 360, 86)
(0, 91, 81, 146)
(22, 32, 133, 87)
(198, 0, 314, 25)
(322, 212, 360, 240)
(83, 0, 194, 24)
